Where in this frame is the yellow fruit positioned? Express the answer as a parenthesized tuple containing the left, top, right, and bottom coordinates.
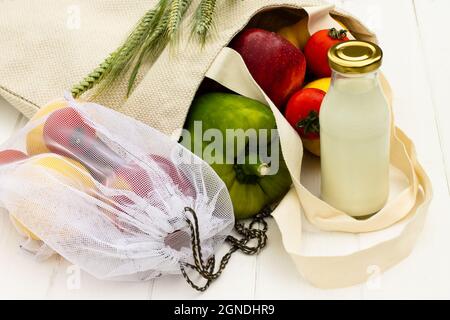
(277, 17, 349, 50)
(305, 77, 331, 92)
(335, 18, 348, 31)
(26, 100, 68, 156)
(32, 155, 95, 190)
(108, 175, 132, 191)
(10, 155, 95, 240)
(278, 18, 309, 50)
(31, 100, 68, 121)
(302, 138, 321, 157)
(10, 215, 40, 240)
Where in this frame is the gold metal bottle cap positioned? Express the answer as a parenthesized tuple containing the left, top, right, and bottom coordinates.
(328, 40, 383, 74)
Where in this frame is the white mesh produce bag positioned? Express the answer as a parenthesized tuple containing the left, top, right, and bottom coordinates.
(0, 95, 235, 282)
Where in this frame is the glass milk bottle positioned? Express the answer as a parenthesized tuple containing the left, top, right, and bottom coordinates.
(320, 41, 390, 217)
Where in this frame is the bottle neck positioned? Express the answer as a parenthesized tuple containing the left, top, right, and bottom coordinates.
(331, 69, 380, 94)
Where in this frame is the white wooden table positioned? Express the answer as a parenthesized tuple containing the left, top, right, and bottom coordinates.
(0, 0, 449, 299)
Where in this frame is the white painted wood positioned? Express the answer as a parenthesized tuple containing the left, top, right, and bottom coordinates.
(255, 220, 363, 299)
(0, 0, 449, 299)
(0, 213, 57, 299)
(414, 0, 450, 193)
(45, 258, 152, 300)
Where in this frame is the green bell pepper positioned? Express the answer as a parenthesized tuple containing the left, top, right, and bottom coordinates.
(183, 93, 292, 220)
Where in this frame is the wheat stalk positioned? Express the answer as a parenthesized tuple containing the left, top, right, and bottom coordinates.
(71, 52, 117, 98)
(126, 6, 171, 95)
(72, 0, 221, 99)
(167, 0, 192, 41)
(99, 8, 159, 91)
(192, 0, 217, 45)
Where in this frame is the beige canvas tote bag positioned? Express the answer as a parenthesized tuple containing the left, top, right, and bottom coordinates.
(0, 0, 432, 289)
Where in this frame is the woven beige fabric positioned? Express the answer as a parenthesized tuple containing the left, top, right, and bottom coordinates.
(0, 0, 154, 118)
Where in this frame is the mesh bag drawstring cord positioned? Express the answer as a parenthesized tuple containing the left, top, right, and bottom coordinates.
(181, 206, 271, 292)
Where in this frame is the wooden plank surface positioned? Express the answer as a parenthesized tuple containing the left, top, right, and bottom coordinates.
(414, 0, 450, 193)
(0, 0, 449, 299)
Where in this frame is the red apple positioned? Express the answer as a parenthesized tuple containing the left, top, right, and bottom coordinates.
(107, 155, 198, 207)
(0, 150, 28, 165)
(96, 164, 151, 232)
(148, 154, 196, 197)
(231, 28, 307, 109)
(43, 107, 97, 159)
(43, 107, 130, 182)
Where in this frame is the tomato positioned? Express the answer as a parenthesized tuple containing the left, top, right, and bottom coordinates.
(284, 88, 325, 140)
(304, 28, 349, 78)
